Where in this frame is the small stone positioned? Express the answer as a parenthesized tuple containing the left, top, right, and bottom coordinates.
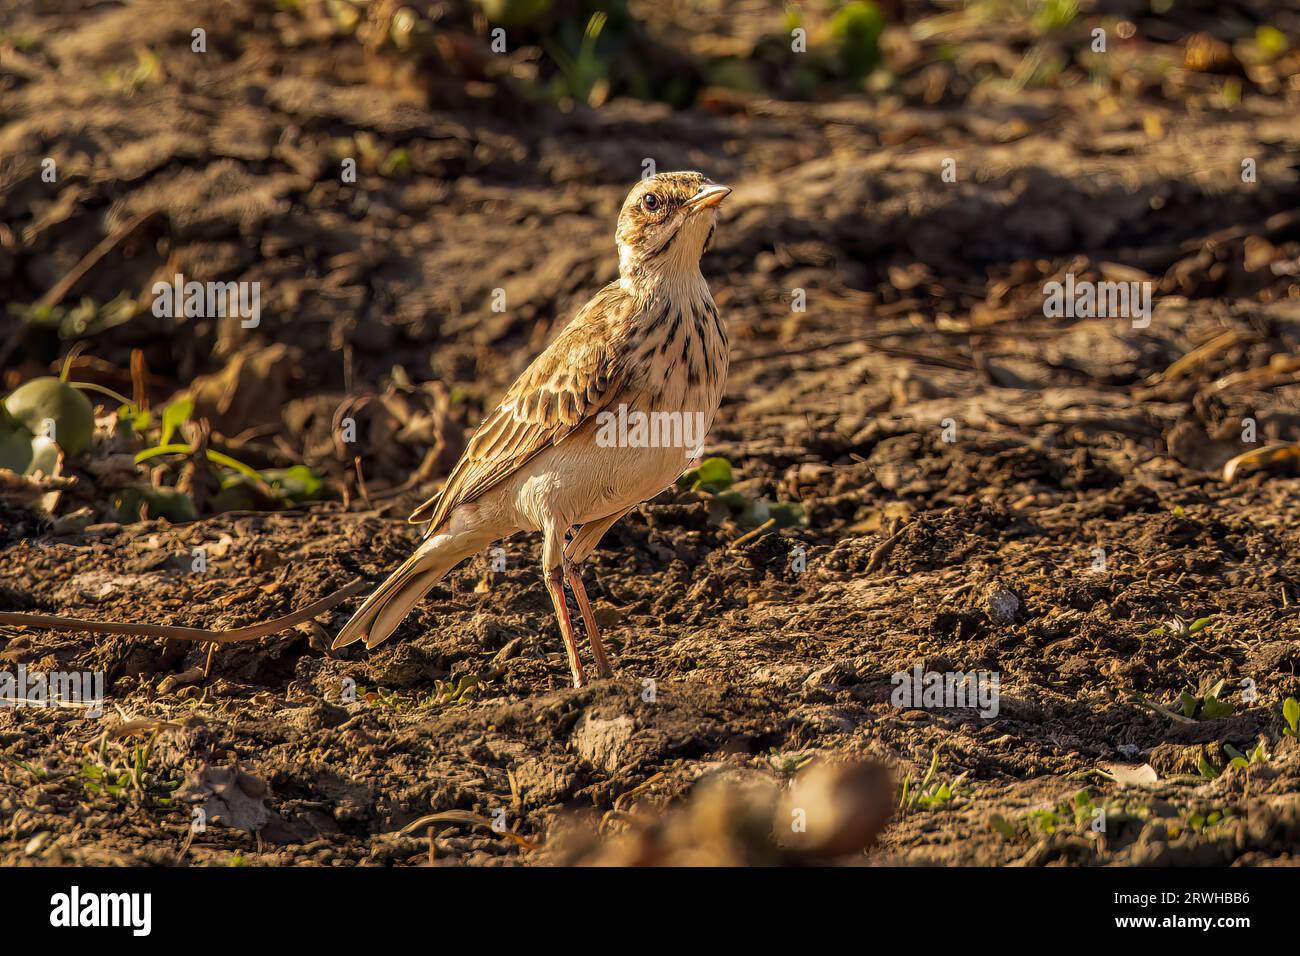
(571, 710, 635, 773)
(985, 586, 1021, 626)
(491, 637, 525, 664)
(24, 832, 49, 856)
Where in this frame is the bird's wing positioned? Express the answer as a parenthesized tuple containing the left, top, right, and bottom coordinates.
(409, 281, 639, 533)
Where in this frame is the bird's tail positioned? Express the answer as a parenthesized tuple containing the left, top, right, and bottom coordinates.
(331, 535, 460, 650)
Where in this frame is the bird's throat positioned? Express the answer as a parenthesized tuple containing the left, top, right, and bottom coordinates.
(618, 213, 716, 295)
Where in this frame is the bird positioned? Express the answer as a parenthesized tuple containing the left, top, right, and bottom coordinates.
(333, 171, 732, 687)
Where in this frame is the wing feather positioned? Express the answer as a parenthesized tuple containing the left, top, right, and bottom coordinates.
(408, 282, 638, 533)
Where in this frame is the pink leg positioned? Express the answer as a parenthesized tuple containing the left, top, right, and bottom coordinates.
(565, 562, 612, 679)
(544, 566, 587, 688)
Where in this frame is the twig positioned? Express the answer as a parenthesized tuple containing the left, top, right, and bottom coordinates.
(1130, 694, 1198, 726)
(864, 522, 909, 573)
(734, 332, 973, 371)
(0, 578, 368, 644)
(1151, 329, 1251, 385)
(34, 211, 164, 313)
(353, 455, 371, 507)
(730, 517, 775, 549)
(130, 348, 148, 410)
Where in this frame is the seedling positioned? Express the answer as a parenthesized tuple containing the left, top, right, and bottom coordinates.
(1283, 698, 1299, 737)
(899, 749, 966, 812)
(676, 456, 806, 532)
(379, 148, 411, 177)
(1183, 806, 1239, 832)
(995, 790, 1149, 842)
(1197, 748, 1221, 780)
(363, 687, 410, 712)
(79, 731, 180, 805)
(1148, 614, 1213, 639)
(545, 12, 611, 106)
(427, 674, 482, 706)
(1195, 740, 1263, 781)
(128, 396, 322, 515)
(1179, 678, 1235, 720)
(364, 675, 484, 712)
(1, 754, 48, 780)
(1136, 676, 1239, 724)
(1026, 789, 1098, 834)
(1223, 740, 1269, 770)
(766, 749, 814, 776)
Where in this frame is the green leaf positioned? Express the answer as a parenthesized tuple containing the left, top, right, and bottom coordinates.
(1179, 691, 1199, 718)
(146, 488, 197, 522)
(680, 456, 733, 492)
(113, 486, 197, 523)
(767, 501, 807, 528)
(159, 396, 194, 446)
(1187, 616, 1213, 635)
(989, 814, 1017, 840)
(829, 1, 885, 78)
(380, 148, 411, 177)
(257, 465, 323, 502)
(134, 442, 193, 464)
(1256, 25, 1289, 60)
(1199, 695, 1234, 720)
(204, 449, 262, 482)
(1030, 809, 1059, 833)
(117, 402, 152, 433)
(1283, 697, 1300, 732)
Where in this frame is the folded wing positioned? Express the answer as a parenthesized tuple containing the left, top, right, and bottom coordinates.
(409, 282, 637, 533)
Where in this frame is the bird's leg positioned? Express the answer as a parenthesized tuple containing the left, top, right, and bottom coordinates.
(544, 565, 587, 688)
(565, 560, 612, 679)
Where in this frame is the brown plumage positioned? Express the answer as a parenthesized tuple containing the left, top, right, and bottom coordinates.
(334, 172, 732, 687)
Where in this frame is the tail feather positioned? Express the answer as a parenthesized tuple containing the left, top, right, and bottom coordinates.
(332, 539, 458, 650)
(367, 566, 443, 649)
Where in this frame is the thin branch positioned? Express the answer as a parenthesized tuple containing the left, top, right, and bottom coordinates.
(0, 578, 368, 644)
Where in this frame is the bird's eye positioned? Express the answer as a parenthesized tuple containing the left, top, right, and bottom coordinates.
(642, 193, 659, 211)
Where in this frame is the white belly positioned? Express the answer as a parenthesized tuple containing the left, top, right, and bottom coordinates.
(505, 387, 721, 531)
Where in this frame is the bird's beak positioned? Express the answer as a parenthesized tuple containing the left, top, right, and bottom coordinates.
(686, 183, 731, 212)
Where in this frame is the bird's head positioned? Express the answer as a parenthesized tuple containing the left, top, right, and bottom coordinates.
(615, 171, 731, 284)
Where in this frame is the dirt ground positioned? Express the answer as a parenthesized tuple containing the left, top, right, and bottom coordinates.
(2, 0, 1300, 866)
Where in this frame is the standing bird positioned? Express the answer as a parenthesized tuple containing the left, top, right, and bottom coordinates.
(333, 172, 732, 687)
